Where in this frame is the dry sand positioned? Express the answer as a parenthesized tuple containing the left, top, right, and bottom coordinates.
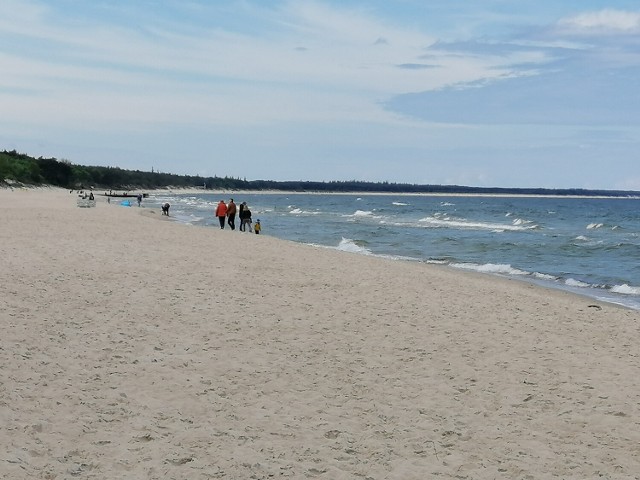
(1, 188, 639, 480)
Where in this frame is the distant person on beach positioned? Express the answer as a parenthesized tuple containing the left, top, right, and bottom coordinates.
(161, 202, 170, 215)
(238, 201, 245, 229)
(137, 194, 142, 207)
(215, 200, 227, 229)
(239, 201, 250, 232)
(240, 203, 253, 232)
(254, 219, 261, 234)
(227, 198, 237, 230)
(89, 192, 94, 200)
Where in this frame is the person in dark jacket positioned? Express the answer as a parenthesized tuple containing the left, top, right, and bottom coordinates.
(226, 199, 237, 230)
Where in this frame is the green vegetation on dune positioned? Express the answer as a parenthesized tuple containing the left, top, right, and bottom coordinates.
(1, 149, 637, 197)
(0, 149, 239, 191)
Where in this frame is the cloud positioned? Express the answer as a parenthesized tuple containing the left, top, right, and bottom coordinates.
(396, 63, 438, 70)
(384, 8, 640, 126)
(2, 1, 640, 189)
(1, 0, 514, 132)
(557, 9, 640, 35)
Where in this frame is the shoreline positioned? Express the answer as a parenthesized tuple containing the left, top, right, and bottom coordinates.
(2, 188, 640, 478)
(147, 189, 640, 311)
(6, 187, 639, 311)
(4, 184, 639, 200)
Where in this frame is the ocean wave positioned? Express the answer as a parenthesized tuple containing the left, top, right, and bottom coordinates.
(392, 201, 409, 206)
(317, 238, 419, 262)
(353, 210, 375, 217)
(450, 262, 562, 282)
(288, 207, 320, 215)
(181, 197, 213, 207)
(418, 216, 537, 232)
(342, 210, 381, 219)
(570, 239, 640, 251)
(450, 262, 529, 276)
(565, 278, 591, 288)
(532, 272, 557, 281)
(610, 284, 640, 295)
(585, 222, 623, 231)
(449, 262, 640, 304)
(169, 213, 200, 225)
(512, 218, 534, 226)
(337, 237, 373, 255)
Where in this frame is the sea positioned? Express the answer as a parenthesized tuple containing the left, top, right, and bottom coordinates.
(142, 192, 640, 311)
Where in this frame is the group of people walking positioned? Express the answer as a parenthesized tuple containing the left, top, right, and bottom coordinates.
(215, 198, 261, 234)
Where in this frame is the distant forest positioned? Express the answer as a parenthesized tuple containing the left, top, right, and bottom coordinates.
(1, 149, 638, 197)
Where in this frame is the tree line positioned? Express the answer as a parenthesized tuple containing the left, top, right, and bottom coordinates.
(1, 149, 638, 197)
(0, 150, 249, 190)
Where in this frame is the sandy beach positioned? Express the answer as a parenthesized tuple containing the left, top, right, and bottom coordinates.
(1, 188, 639, 480)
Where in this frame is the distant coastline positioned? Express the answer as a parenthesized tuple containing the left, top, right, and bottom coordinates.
(155, 188, 640, 200)
(2, 149, 639, 198)
(5, 185, 639, 200)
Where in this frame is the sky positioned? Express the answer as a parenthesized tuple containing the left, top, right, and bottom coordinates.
(1, 0, 640, 190)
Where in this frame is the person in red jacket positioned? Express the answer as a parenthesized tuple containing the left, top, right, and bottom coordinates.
(215, 200, 227, 229)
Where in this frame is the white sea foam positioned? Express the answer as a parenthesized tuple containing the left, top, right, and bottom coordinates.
(512, 218, 533, 226)
(418, 216, 537, 232)
(318, 238, 418, 262)
(392, 201, 409, 206)
(574, 238, 604, 247)
(425, 259, 448, 265)
(574, 235, 590, 241)
(289, 207, 319, 215)
(353, 210, 374, 217)
(451, 262, 528, 276)
(565, 278, 590, 288)
(343, 210, 378, 218)
(532, 272, 557, 281)
(587, 223, 603, 229)
(336, 238, 373, 255)
(610, 284, 640, 295)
